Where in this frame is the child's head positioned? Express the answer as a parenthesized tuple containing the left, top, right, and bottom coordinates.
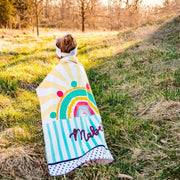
(56, 34, 77, 53)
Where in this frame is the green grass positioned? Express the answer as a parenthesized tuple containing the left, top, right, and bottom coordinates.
(0, 15, 180, 179)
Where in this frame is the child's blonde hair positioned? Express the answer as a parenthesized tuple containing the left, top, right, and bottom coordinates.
(56, 34, 77, 53)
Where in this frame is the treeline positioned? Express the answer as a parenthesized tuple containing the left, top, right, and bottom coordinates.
(0, 0, 179, 32)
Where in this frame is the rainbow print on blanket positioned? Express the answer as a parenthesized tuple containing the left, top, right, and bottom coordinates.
(36, 56, 114, 176)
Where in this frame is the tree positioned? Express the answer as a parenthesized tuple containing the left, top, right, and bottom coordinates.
(32, 0, 43, 36)
(0, 0, 15, 28)
(77, 0, 86, 31)
(14, 0, 32, 28)
(76, 0, 99, 32)
(34, 0, 39, 36)
(59, 0, 75, 27)
(163, 0, 170, 7)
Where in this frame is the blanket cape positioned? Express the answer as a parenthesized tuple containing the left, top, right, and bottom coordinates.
(36, 56, 114, 176)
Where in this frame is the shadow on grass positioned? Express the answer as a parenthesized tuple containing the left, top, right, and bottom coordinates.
(0, 15, 180, 180)
(0, 55, 55, 70)
(19, 73, 47, 92)
(0, 50, 36, 57)
(78, 43, 109, 55)
(40, 47, 56, 52)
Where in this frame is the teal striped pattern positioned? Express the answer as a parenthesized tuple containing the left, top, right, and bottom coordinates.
(93, 114, 108, 148)
(80, 117, 92, 150)
(59, 118, 72, 160)
(44, 114, 107, 164)
(73, 117, 85, 155)
(88, 116, 106, 147)
(46, 123, 56, 162)
(66, 119, 79, 157)
(85, 116, 99, 147)
(53, 121, 64, 160)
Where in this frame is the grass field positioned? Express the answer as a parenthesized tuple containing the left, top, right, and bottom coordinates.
(0, 15, 180, 179)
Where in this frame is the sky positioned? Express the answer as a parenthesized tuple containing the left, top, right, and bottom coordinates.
(101, 0, 165, 7)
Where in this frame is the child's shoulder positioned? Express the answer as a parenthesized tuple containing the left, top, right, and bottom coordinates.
(60, 56, 82, 66)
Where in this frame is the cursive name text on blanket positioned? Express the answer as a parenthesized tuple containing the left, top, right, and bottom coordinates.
(69, 125, 103, 142)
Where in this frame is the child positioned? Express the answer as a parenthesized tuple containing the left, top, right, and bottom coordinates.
(36, 32, 114, 176)
(56, 33, 77, 60)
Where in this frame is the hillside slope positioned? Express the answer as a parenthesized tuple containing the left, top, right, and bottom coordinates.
(0, 15, 179, 179)
(87, 15, 180, 179)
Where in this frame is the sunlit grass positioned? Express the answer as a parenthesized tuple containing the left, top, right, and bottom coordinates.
(1, 30, 140, 80)
(0, 15, 180, 179)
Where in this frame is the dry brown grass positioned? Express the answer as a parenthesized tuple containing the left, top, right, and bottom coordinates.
(141, 100, 180, 121)
(0, 126, 50, 179)
(0, 146, 48, 179)
(0, 15, 179, 179)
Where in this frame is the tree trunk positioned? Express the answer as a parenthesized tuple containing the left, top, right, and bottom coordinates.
(35, 0, 39, 36)
(126, 0, 129, 8)
(18, 15, 21, 29)
(82, 15, 85, 31)
(81, 0, 85, 32)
